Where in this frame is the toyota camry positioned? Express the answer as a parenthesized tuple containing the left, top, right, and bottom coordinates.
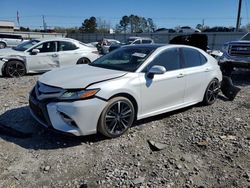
(29, 44, 222, 138)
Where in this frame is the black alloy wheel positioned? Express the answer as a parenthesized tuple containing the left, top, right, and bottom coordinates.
(5, 60, 26, 77)
(76, 57, 91, 64)
(98, 97, 135, 138)
(203, 79, 220, 105)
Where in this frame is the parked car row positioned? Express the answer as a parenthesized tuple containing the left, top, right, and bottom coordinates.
(0, 33, 25, 49)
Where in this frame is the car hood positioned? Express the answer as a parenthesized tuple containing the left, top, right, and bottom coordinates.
(39, 64, 127, 89)
(0, 48, 24, 57)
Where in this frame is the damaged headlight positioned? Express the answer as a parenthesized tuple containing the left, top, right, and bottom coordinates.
(59, 89, 100, 100)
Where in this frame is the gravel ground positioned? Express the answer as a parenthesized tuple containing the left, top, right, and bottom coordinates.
(0, 71, 249, 188)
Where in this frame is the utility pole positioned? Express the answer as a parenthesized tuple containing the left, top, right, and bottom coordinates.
(236, 0, 242, 32)
(42, 15, 47, 31)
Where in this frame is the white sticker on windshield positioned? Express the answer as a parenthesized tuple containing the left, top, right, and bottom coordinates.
(132, 52, 147, 58)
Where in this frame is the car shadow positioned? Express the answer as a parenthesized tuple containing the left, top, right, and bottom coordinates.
(0, 106, 106, 150)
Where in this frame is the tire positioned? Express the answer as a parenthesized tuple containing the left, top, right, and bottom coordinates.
(98, 97, 135, 138)
(5, 60, 26, 77)
(76, 57, 91, 64)
(0, 42, 6, 49)
(203, 79, 220, 105)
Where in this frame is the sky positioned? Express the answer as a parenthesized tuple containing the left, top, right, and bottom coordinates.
(0, 0, 250, 30)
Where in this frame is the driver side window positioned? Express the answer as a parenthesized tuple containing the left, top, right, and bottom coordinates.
(145, 48, 181, 72)
(34, 41, 57, 53)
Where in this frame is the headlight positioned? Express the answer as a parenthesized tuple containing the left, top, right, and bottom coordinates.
(59, 89, 100, 100)
(222, 44, 229, 52)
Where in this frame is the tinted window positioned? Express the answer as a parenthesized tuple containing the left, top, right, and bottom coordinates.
(133, 40, 141, 44)
(91, 46, 156, 72)
(0, 34, 22, 39)
(142, 40, 152, 44)
(59, 41, 78, 51)
(35, 41, 57, 53)
(146, 48, 181, 71)
(182, 48, 202, 68)
(199, 53, 207, 65)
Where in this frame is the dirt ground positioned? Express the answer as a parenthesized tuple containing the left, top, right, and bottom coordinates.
(0, 71, 249, 188)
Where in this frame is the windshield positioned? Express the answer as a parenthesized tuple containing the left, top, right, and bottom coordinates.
(13, 40, 40, 51)
(241, 33, 250, 41)
(90, 46, 157, 72)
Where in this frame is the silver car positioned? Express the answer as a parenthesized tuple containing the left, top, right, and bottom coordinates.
(0, 38, 100, 77)
(29, 44, 222, 138)
(0, 33, 24, 49)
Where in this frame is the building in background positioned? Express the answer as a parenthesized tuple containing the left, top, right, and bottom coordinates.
(0, 20, 19, 32)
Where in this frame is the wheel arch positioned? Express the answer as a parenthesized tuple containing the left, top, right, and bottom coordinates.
(2, 58, 26, 75)
(0, 41, 7, 47)
(108, 92, 138, 121)
(76, 57, 91, 64)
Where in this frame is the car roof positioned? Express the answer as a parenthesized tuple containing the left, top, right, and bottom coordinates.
(38, 37, 79, 43)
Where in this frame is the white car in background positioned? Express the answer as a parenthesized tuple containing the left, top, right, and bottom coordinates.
(0, 38, 100, 77)
(29, 44, 222, 138)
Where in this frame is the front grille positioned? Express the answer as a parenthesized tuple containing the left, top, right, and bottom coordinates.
(229, 44, 250, 57)
(29, 97, 48, 125)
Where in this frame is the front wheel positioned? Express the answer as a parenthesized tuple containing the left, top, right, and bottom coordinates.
(76, 57, 91, 64)
(98, 97, 135, 138)
(203, 79, 220, 105)
(5, 60, 26, 77)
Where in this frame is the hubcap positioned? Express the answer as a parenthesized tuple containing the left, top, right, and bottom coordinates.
(105, 101, 133, 135)
(207, 80, 220, 103)
(7, 62, 25, 77)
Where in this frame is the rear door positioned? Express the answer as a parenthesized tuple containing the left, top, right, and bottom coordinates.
(181, 48, 211, 103)
(57, 41, 80, 67)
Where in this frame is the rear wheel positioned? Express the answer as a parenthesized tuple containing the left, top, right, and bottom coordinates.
(5, 60, 26, 77)
(76, 57, 91, 64)
(0, 42, 6, 49)
(203, 79, 220, 105)
(98, 97, 135, 138)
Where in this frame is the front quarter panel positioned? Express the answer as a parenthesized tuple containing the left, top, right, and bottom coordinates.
(89, 73, 141, 115)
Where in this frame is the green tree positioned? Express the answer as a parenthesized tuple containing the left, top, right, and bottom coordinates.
(81, 16, 97, 33)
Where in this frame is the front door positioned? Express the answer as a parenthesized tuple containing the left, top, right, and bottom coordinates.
(139, 48, 186, 118)
(26, 41, 59, 72)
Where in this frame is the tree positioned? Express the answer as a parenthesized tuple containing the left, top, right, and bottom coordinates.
(118, 15, 156, 33)
(81, 16, 97, 33)
(120, 16, 130, 33)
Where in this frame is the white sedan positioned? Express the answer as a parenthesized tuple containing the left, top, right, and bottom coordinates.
(0, 38, 100, 77)
(29, 44, 222, 138)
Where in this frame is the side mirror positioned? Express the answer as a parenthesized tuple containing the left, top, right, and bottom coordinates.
(147, 65, 166, 79)
(31, 49, 40, 55)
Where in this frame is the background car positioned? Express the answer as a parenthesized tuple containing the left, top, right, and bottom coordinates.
(0, 33, 24, 49)
(0, 38, 100, 77)
(96, 38, 121, 54)
(219, 32, 250, 75)
(177, 26, 201, 33)
(29, 44, 222, 138)
(109, 37, 154, 52)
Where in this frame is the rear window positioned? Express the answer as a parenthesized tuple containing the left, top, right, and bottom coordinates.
(182, 48, 205, 68)
(0, 34, 22, 39)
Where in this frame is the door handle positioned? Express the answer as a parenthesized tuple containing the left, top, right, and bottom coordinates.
(52, 54, 58, 57)
(177, 73, 185, 78)
(204, 68, 210, 72)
